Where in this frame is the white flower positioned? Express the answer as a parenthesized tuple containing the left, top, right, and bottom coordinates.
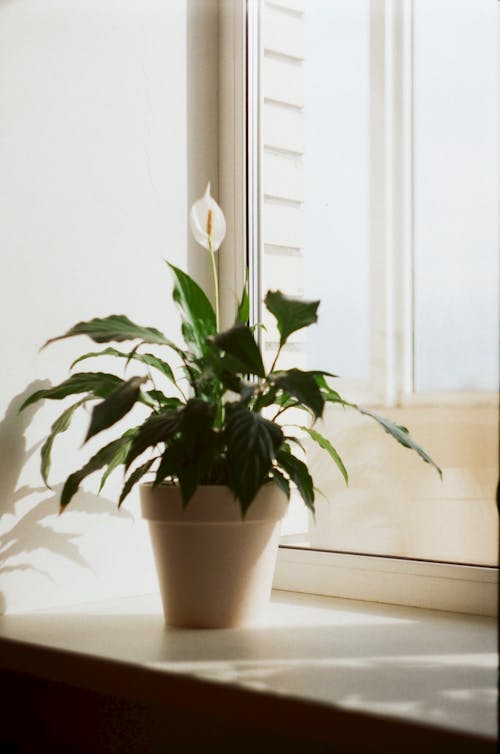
(190, 183, 226, 251)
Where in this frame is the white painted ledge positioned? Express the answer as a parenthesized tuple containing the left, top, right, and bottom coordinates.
(0, 590, 496, 751)
(275, 547, 499, 617)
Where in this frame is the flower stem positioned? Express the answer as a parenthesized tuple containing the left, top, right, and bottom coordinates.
(208, 236, 224, 429)
(208, 237, 220, 332)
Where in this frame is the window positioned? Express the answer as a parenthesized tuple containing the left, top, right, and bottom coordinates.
(218, 0, 498, 614)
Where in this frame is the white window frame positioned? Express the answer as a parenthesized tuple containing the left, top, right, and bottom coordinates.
(217, 0, 498, 617)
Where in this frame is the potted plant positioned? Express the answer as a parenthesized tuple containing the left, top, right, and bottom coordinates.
(20, 184, 441, 628)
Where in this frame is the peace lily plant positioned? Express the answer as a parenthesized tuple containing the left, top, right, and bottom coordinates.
(21, 185, 441, 516)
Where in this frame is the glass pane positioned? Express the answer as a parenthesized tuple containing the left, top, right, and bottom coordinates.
(261, 0, 370, 381)
(259, 0, 499, 565)
(413, 0, 499, 393)
(303, 0, 370, 381)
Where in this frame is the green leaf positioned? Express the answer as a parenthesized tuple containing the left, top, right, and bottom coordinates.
(43, 314, 176, 349)
(85, 376, 147, 442)
(70, 347, 126, 370)
(309, 370, 339, 379)
(154, 399, 217, 505)
(253, 386, 278, 411)
(146, 392, 183, 409)
(125, 408, 183, 470)
(265, 290, 319, 347)
(98, 429, 137, 493)
(211, 325, 265, 378)
(178, 397, 216, 443)
(133, 353, 177, 384)
(60, 436, 131, 510)
(167, 263, 216, 355)
(155, 442, 213, 507)
(226, 404, 283, 512)
(313, 373, 346, 405)
(236, 278, 250, 324)
(40, 398, 88, 488)
(200, 349, 245, 394)
(271, 369, 325, 419)
(124, 342, 142, 371)
(358, 407, 442, 477)
(276, 449, 315, 512)
(283, 434, 307, 455)
(71, 347, 179, 387)
(19, 372, 124, 411)
(301, 426, 348, 485)
(271, 468, 291, 499)
(119, 457, 156, 507)
(153, 443, 182, 486)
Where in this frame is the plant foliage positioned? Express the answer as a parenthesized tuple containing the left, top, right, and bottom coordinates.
(22, 254, 441, 516)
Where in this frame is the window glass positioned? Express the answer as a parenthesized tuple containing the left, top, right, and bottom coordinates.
(261, 0, 370, 380)
(259, 0, 498, 564)
(303, 0, 370, 381)
(413, 0, 499, 393)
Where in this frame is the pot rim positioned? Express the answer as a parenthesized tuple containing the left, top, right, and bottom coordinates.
(139, 482, 288, 524)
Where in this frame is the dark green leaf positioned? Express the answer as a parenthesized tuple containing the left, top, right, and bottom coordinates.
(200, 349, 245, 394)
(226, 404, 283, 512)
(154, 399, 217, 505)
(309, 370, 339, 379)
(301, 426, 348, 485)
(180, 401, 216, 474)
(276, 449, 315, 512)
(134, 354, 177, 384)
(71, 347, 179, 387)
(125, 408, 183, 470)
(156, 443, 211, 507)
(179, 398, 217, 442)
(217, 370, 244, 394)
(358, 407, 442, 477)
(167, 263, 216, 354)
(253, 386, 277, 411)
(153, 443, 181, 486)
(71, 347, 126, 370)
(313, 373, 346, 405)
(85, 376, 147, 442)
(271, 468, 291, 499)
(276, 395, 301, 410)
(124, 342, 142, 371)
(19, 372, 124, 411)
(60, 436, 131, 509)
(119, 458, 156, 507)
(284, 435, 307, 454)
(211, 325, 265, 378)
(146, 391, 183, 409)
(43, 314, 176, 349)
(271, 369, 325, 419)
(236, 278, 249, 324)
(99, 429, 137, 493)
(265, 290, 319, 347)
(40, 398, 88, 488)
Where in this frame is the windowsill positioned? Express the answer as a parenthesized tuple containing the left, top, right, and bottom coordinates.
(0, 591, 496, 752)
(275, 547, 499, 617)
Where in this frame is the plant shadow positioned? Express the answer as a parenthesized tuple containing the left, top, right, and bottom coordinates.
(0, 384, 133, 613)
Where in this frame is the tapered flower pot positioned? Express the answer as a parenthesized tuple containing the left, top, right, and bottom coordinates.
(140, 483, 288, 629)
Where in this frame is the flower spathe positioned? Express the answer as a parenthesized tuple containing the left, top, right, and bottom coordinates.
(190, 183, 226, 252)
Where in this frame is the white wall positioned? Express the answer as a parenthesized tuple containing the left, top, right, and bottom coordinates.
(0, 0, 218, 613)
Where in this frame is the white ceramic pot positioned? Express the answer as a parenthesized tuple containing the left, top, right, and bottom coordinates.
(140, 483, 288, 629)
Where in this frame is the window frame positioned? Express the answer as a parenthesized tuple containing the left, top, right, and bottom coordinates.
(217, 0, 498, 617)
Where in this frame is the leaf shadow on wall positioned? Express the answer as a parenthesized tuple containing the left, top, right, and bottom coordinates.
(0, 384, 132, 613)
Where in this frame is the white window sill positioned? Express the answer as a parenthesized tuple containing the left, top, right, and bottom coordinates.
(275, 546, 499, 617)
(0, 591, 496, 752)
